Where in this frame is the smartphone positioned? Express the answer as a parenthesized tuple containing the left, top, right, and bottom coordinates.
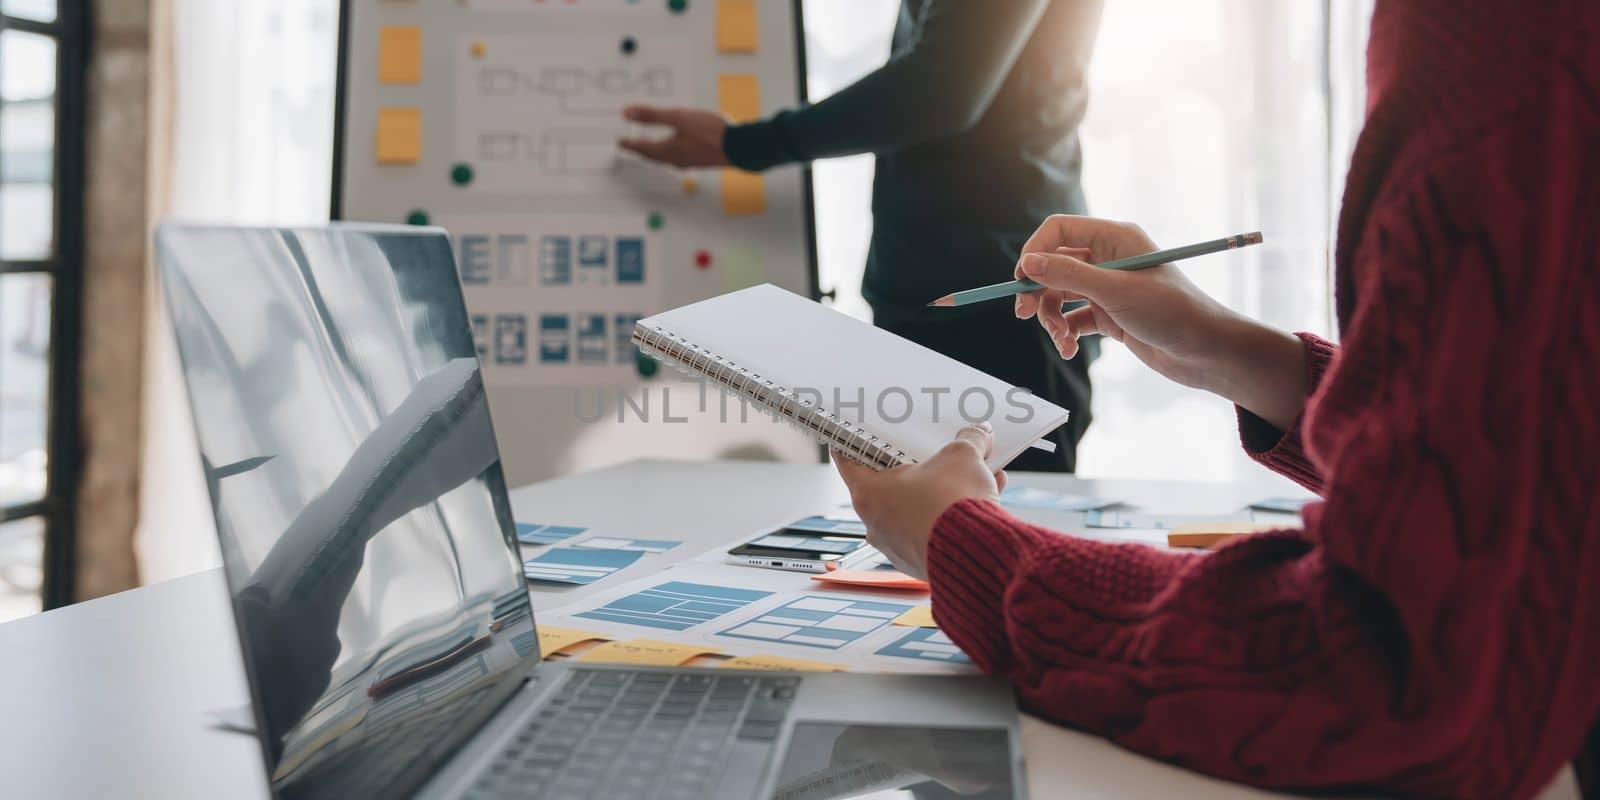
(726, 529, 871, 573)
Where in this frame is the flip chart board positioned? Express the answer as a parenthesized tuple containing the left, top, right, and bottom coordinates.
(335, 0, 819, 481)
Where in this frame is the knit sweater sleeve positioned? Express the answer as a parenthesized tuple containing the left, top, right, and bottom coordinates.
(1232, 332, 1339, 493)
(926, 98, 1600, 798)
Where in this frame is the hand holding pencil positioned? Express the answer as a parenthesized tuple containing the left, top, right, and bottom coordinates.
(993, 216, 1267, 395)
(928, 229, 1263, 307)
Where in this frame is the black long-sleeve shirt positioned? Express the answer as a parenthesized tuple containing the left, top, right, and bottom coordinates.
(724, 0, 1104, 321)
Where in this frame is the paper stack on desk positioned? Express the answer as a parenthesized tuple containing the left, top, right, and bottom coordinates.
(538, 563, 974, 675)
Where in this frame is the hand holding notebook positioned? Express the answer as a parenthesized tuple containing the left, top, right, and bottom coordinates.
(632, 284, 1070, 470)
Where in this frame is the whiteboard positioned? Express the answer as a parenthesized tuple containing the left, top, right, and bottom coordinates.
(334, 0, 819, 484)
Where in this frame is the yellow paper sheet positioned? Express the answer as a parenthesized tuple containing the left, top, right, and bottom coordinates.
(377, 26, 423, 85)
(717, 74, 761, 122)
(716, 0, 759, 53)
(375, 106, 422, 164)
(577, 639, 723, 667)
(718, 654, 846, 672)
(717, 74, 766, 215)
(721, 169, 766, 216)
(720, 244, 765, 292)
(537, 626, 608, 658)
(892, 606, 937, 628)
(1167, 522, 1288, 549)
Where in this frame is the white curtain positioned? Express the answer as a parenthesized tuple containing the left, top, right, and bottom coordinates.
(165, 0, 337, 224)
(138, 0, 338, 583)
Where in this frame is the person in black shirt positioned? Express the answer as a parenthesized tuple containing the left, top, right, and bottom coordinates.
(620, 0, 1105, 471)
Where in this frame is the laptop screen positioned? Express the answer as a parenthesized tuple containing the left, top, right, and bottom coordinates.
(156, 224, 540, 799)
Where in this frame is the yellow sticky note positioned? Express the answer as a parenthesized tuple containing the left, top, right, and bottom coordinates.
(577, 639, 723, 667)
(721, 244, 765, 292)
(892, 606, 937, 628)
(721, 169, 765, 216)
(716, 0, 759, 53)
(717, 74, 761, 122)
(537, 626, 608, 658)
(378, 26, 423, 85)
(719, 654, 846, 672)
(375, 106, 422, 164)
(714, 76, 764, 215)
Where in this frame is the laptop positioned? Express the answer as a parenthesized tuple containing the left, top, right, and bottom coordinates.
(154, 222, 1025, 800)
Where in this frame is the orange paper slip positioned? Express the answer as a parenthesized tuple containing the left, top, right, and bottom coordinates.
(536, 626, 608, 658)
(1167, 522, 1298, 549)
(810, 570, 930, 591)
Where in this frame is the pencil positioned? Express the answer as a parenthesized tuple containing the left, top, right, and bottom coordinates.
(926, 231, 1264, 308)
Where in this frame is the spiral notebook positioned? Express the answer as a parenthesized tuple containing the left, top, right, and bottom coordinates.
(632, 284, 1070, 470)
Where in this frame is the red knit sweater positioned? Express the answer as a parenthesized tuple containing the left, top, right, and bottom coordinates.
(927, 3, 1600, 798)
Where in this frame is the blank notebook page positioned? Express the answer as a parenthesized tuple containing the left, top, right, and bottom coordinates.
(638, 284, 1069, 469)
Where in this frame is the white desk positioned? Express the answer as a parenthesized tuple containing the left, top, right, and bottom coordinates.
(0, 460, 1578, 799)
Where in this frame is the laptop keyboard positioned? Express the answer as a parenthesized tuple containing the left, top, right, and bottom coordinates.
(465, 668, 798, 799)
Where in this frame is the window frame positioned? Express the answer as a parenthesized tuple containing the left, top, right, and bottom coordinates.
(0, 1, 89, 610)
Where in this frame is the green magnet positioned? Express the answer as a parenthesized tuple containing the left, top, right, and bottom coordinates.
(405, 209, 430, 226)
(451, 163, 474, 186)
(636, 352, 660, 378)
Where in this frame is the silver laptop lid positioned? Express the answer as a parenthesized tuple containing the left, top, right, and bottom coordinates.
(155, 223, 541, 799)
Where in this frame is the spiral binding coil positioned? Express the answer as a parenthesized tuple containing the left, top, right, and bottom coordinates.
(632, 324, 910, 470)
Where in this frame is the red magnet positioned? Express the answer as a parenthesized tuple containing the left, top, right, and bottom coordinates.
(694, 250, 712, 269)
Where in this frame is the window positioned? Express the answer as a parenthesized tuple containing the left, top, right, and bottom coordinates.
(0, 0, 87, 621)
(802, 0, 900, 322)
(1071, 1, 1338, 482)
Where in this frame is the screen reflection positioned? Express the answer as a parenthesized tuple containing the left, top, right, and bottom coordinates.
(770, 724, 1016, 800)
(771, 723, 1017, 796)
(156, 224, 539, 799)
